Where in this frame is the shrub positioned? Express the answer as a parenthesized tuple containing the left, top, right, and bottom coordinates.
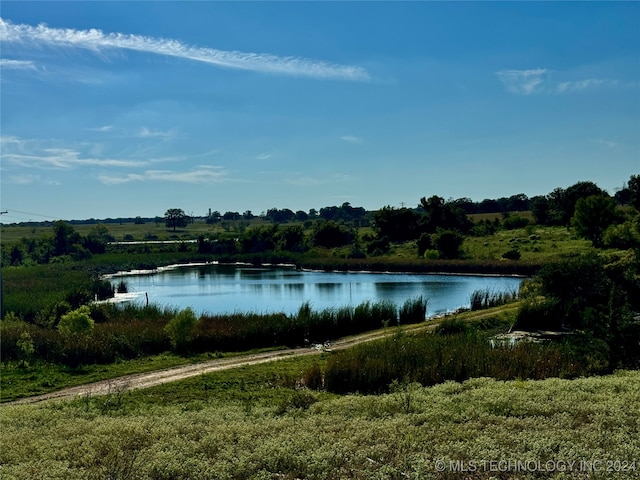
(513, 297, 562, 331)
(275, 390, 318, 415)
(165, 307, 198, 351)
(57, 306, 95, 336)
(501, 248, 521, 260)
(503, 215, 530, 230)
(433, 230, 464, 259)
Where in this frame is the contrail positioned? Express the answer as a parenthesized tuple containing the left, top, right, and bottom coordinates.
(0, 18, 370, 81)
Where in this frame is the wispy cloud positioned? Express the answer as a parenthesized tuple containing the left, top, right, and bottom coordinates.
(595, 139, 618, 148)
(99, 165, 228, 185)
(137, 127, 175, 140)
(497, 68, 637, 95)
(0, 18, 370, 81)
(87, 125, 113, 132)
(256, 153, 272, 161)
(340, 135, 362, 144)
(495, 68, 548, 95)
(7, 173, 60, 185)
(0, 58, 37, 70)
(555, 78, 624, 94)
(0, 136, 148, 169)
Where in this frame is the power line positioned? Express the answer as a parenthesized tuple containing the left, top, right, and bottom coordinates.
(1, 208, 60, 220)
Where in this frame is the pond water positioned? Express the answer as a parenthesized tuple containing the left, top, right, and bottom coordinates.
(109, 263, 523, 317)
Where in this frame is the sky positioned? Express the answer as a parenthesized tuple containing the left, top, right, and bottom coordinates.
(1, 1, 639, 222)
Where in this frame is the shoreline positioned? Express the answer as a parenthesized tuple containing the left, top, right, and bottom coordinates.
(102, 259, 531, 280)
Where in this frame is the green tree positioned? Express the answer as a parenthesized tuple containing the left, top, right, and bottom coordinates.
(572, 195, 620, 247)
(373, 206, 421, 241)
(83, 224, 114, 254)
(419, 196, 472, 233)
(275, 225, 306, 252)
(165, 307, 198, 351)
(165, 208, 188, 232)
(312, 221, 354, 248)
(52, 221, 81, 257)
(240, 225, 277, 253)
(16, 331, 35, 367)
(57, 306, 94, 336)
(628, 174, 640, 210)
(433, 230, 464, 259)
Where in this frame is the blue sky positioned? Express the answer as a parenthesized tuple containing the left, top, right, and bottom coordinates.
(1, 1, 639, 222)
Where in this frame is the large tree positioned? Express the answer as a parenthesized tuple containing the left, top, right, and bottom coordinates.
(419, 196, 472, 234)
(572, 195, 620, 247)
(165, 208, 188, 232)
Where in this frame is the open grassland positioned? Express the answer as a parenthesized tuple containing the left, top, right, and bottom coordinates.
(462, 225, 594, 263)
(0, 219, 267, 245)
(1, 363, 638, 480)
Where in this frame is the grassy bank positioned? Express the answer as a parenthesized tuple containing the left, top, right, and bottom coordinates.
(1, 362, 638, 479)
(0, 297, 428, 402)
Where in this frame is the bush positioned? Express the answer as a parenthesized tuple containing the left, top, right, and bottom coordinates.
(433, 230, 464, 259)
(603, 220, 640, 249)
(501, 248, 521, 260)
(503, 215, 530, 230)
(164, 307, 198, 351)
(513, 297, 562, 331)
(57, 306, 95, 336)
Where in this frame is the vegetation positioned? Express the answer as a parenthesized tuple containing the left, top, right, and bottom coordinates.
(1, 362, 638, 479)
(1, 175, 639, 477)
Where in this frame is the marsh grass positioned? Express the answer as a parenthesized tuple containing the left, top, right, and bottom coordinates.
(312, 328, 590, 395)
(1, 297, 427, 399)
(469, 288, 518, 311)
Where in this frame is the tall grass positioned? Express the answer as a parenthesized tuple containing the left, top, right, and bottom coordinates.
(469, 288, 518, 311)
(1, 298, 428, 368)
(2, 264, 114, 321)
(308, 330, 590, 394)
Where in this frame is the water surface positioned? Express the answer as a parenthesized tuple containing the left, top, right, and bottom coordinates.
(111, 263, 523, 317)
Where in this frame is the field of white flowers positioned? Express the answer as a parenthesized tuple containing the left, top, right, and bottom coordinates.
(1, 369, 638, 479)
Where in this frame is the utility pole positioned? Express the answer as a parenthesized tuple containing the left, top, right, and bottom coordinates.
(0, 210, 7, 318)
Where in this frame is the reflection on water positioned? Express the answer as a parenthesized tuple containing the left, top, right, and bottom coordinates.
(113, 264, 523, 317)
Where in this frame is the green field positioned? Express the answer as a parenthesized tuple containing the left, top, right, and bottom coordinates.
(1, 361, 638, 479)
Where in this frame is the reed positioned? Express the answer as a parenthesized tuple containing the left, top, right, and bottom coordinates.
(469, 288, 518, 311)
(1, 298, 429, 367)
(314, 329, 589, 395)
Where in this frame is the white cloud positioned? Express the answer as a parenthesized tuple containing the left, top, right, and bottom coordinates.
(0, 136, 148, 169)
(8, 173, 60, 185)
(495, 68, 548, 95)
(99, 166, 228, 185)
(497, 68, 637, 95)
(0, 58, 37, 70)
(87, 125, 113, 132)
(137, 127, 175, 139)
(8, 173, 37, 184)
(595, 139, 618, 148)
(0, 18, 370, 81)
(256, 153, 272, 161)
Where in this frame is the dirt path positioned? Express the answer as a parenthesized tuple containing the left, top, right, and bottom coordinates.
(7, 322, 435, 406)
(8, 306, 519, 406)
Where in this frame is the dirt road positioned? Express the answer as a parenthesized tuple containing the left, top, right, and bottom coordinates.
(9, 323, 435, 406)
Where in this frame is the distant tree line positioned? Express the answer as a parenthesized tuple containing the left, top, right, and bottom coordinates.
(205, 202, 370, 227)
(3, 221, 115, 266)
